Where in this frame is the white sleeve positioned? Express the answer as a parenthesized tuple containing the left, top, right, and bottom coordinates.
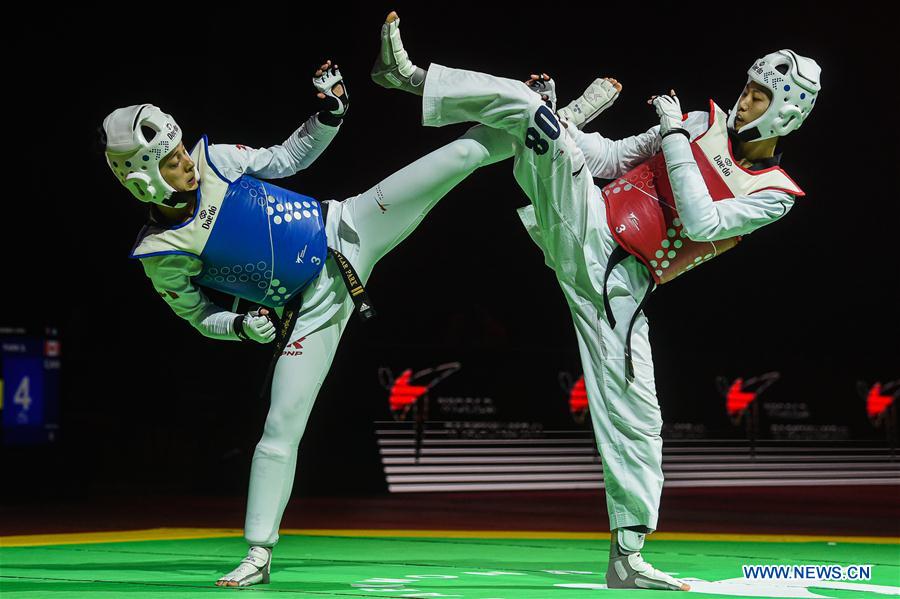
(208, 113, 340, 181)
(140, 254, 242, 341)
(568, 111, 711, 180)
(660, 133, 796, 241)
(567, 123, 661, 179)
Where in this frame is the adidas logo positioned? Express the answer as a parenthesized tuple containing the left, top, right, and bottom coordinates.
(359, 303, 370, 312)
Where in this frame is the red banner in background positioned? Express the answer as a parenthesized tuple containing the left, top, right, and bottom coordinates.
(389, 369, 429, 412)
(558, 373, 589, 425)
(866, 383, 895, 419)
(569, 376, 588, 415)
(718, 373, 781, 419)
(726, 378, 757, 417)
(381, 363, 463, 421)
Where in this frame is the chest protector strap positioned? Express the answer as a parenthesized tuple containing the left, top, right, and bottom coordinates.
(603, 245, 656, 383)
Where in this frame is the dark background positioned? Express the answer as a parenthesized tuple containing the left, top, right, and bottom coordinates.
(3, 3, 897, 502)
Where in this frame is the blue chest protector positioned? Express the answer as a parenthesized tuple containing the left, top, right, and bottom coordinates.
(130, 136, 329, 309)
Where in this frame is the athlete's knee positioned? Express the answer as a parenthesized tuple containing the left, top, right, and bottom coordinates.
(253, 437, 296, 462)
(609, 400, 663, 439)
(438, 137, 498, 173)
(460, 125, 515, 165)
(259, 406, 310, 450)
(447, 138, 483, 166)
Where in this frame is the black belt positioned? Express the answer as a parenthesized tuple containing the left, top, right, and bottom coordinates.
(260, 200, 376, 397)
(327, 247, 376, 322)
(602, 245, 655, 383)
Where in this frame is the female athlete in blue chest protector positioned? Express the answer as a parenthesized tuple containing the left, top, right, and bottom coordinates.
(102, 60, 513, 587)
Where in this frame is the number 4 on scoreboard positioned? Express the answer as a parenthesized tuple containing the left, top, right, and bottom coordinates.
(3, 357, 45, 430)
(14, 376, 32, 412)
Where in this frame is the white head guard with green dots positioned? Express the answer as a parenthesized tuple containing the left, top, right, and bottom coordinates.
(727, 49, 821, 142)
(103, 104, 186, 207)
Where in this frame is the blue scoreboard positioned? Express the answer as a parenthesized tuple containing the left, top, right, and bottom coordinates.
(0, 327, 60, 445)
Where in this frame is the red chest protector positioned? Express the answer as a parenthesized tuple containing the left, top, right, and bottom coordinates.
(602, 101, 804, 285)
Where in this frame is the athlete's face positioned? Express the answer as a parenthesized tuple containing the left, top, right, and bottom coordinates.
(160, 142, 198, 192)
(733, 81, 772, 129)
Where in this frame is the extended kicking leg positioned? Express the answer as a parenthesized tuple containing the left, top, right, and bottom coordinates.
(347, 124, 513, 269)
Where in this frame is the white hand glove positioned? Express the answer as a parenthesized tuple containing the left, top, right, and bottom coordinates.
(651, 90, 684, 137)
(558, 77, 621, 129)
(313, 60, 349, 117)
(242, 310, 276, 344)
(524, 73, 557, 111)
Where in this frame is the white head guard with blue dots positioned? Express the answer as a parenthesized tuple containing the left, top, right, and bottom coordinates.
(103, 104, 186, 207)
(727, 50, 821, 142)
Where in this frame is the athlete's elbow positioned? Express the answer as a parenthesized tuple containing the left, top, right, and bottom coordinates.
(682, 221, 719, 242)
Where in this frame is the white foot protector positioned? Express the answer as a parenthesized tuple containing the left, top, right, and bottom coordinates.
(606, 540, 690, 591)
(371, 12, 425, 92)
(216, 546, 272, 587)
